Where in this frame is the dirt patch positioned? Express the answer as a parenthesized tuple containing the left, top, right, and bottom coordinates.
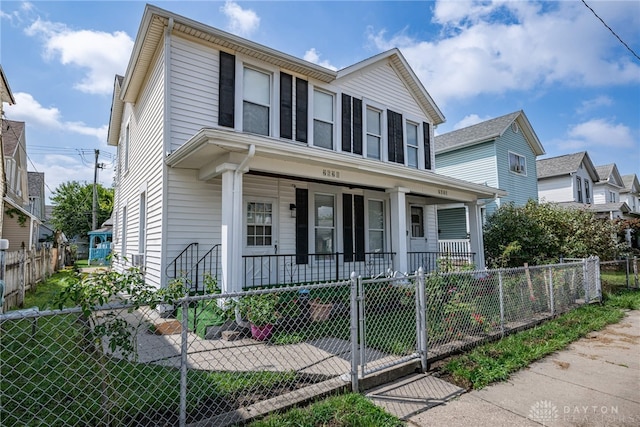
(152, 320, 182, 335)
(553, 360, 570, 370)
(577, 352, 599, 360)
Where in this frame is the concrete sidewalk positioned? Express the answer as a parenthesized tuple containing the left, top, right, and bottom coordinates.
(368, 310, 640, 426)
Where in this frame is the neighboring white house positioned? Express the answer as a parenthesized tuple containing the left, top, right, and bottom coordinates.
(108, 5, 505, 292)
(537, 151, 599, 205)
(620, 174, 640, 215)
(537, 152, 632, 220)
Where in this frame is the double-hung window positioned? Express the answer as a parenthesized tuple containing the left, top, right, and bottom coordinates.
(243, 67, 271, 136)
(406, 122, 419, 168)
(585, 180, 591, 203)
(366, 107, 382, 159)
(314, 194, 335, 257)
(313, 90, 334, 149)
(368, 200, 384, 255)
(576, 177, 583, 203)
(509, 152, 526, 174)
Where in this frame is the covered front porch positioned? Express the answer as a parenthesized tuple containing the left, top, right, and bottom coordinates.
(165, 128, 504, 293)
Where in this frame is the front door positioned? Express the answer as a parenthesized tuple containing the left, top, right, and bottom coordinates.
(408, 204, 428, 272)
(244, 198, 278, 287)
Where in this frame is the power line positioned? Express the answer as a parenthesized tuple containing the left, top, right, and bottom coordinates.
(581, 0, 640, 62)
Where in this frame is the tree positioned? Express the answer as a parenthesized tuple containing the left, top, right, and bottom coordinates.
(484, 200, 624, 268)
(50, 181, 114, 239)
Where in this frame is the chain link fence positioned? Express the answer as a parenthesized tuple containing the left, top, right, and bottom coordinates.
(598, 256, 639, 291)
(1, 258, 602, 426)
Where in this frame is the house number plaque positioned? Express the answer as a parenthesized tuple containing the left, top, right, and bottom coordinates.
(322, 168, 341, 179)
(438, 189, 448, 196)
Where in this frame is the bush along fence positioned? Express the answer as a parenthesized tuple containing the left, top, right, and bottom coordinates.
(0, 257, 602, 426)
(0, 247, 60, 313)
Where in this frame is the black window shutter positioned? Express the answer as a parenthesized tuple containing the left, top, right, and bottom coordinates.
(280, 73, 293, 140)
(341, 94, 352, 152)
(295, 188, 309, 264)
(353, 98, 363, 155)
(295, 79, 308, 142)
(343, 194, 353, 262)
(387, 110, 404, 164)
(218, 51, 235, 128)
(354, 195, 365, 262)
(423, 122, 432, 170)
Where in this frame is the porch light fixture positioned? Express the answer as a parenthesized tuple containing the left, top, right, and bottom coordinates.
(289, 203, 296, 218)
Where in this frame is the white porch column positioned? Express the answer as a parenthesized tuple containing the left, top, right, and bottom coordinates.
(466, 201, 485, 269)
(388, 187, 409, 274)
(220, 168, 245, 293)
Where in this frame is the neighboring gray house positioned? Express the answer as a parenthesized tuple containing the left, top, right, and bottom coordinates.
(621, 174, 640, 215)
(107, 5, 506, 292)
(434, 110, 544, 245)
(28, 171, 46, 247)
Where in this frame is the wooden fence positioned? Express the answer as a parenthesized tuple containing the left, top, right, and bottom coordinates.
(1, 247, 61, 312)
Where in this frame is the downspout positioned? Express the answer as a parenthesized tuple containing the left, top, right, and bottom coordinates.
(160, 17, 173, 289)
(233, 144, 255, 327)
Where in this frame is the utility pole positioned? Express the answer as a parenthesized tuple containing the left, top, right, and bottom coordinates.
(92, 149, 99, 231)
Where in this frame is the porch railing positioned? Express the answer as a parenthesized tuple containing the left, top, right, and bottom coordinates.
(408, 251, 476, 273)
(438, 239, 471, 254)
(242, 251, 395, 288)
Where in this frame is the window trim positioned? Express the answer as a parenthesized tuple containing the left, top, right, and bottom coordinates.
(576, 176, 583, 203)
(362, 98, 387, 160)
(585, 180, 591, 204)
(404, 117, 421, 169)
(240, 64, 273, 137)
(508, 151, 527, 175)
(244, 198, 276, 248)
(311, 87, 335, 150)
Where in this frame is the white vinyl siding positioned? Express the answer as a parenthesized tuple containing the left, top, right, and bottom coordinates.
(169, 36, 217, 151)
(113, 47, 165, 286)
(339, 62, 424, 120)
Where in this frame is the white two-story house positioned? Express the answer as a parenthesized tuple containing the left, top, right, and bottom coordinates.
(108, 5, 505, 292)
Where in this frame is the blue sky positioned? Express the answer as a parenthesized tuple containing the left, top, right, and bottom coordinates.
(1, 0, 639, 202)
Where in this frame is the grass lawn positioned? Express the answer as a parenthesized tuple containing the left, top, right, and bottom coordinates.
(439, 288, 640, 389)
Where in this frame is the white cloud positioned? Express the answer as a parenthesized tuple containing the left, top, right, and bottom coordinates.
(554, 118, 635, 152)
(576, 96, 613, 115)
(369, 0, 640, 107)
(303, 48, 338, 71)
(5, 92, 107, 142)
(220, 1, 260, 37)
(25, 18, 133, 95)
(452, 113, 491, 130)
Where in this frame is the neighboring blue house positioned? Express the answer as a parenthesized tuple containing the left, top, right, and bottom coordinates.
(434, 110, 545, 241)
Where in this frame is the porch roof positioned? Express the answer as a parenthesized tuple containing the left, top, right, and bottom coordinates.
(166, 127, 506, 203)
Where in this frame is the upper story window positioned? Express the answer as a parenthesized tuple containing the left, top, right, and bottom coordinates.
(576, 177, 583, 203)
(313, 90, 334, 149)
(406, 121, 419, 169)
(585, 180, 591, 203)
(609, 191, 617, 203)
(366, 107, 382, 160)
(509, 151, 526, 175)
(243, 67, 271, 136)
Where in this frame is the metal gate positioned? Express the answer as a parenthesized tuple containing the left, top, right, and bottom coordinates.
(355, 270, 427, 380)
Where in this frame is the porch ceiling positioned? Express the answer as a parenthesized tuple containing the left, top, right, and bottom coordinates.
(166, 127, 506, 202)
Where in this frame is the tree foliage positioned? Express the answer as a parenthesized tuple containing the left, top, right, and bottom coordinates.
(50, 181, 114, 239)
(484, 200, 625, 268)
